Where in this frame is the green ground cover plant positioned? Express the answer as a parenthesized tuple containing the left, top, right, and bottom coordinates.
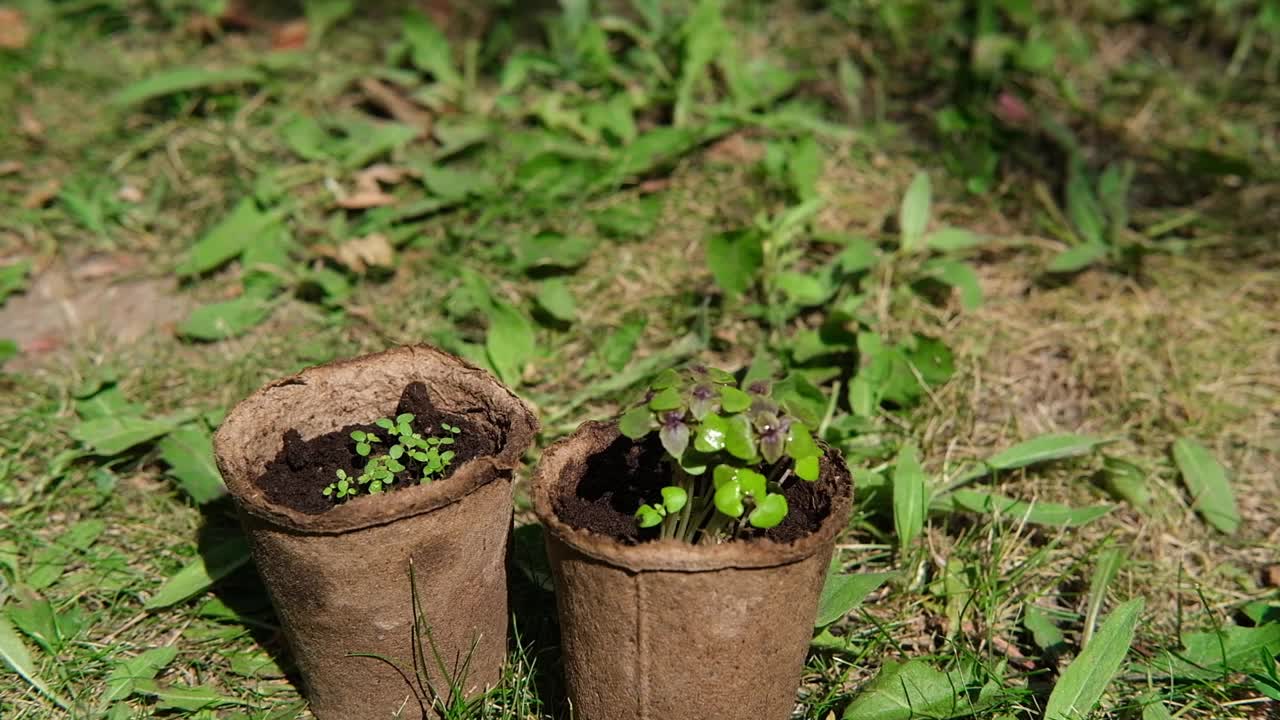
(0, 0, 1276, 718)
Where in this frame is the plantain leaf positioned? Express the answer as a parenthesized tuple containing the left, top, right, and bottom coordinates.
(1044, 598, 1144, 720)
(1171, 438, 1240, 535)
(145, 535, 251, 610)
(892, 444, 927, 554)
(0, 613, 69, 709)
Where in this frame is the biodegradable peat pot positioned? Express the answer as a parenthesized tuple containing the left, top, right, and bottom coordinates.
(532, 421, 853, 720)
(214, 345, 537, 720)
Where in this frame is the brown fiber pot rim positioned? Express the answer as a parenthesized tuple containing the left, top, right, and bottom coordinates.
(215, 344, 538, 535)
(532, 420, 853, 573)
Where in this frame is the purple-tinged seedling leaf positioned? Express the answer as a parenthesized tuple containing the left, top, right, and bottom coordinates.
(620, 406, 653, 439)
(748, 493, 788, 528)
(659, 413, 690, 458)
(758, 416, 788, 464)
(746, 379, 771, 396)
(649, 387, 683, 411)
(695, 414, 729, 453)
(661, 486, 688, 514)
(719, 386, 752, 413)
(689, 384, 718, 420)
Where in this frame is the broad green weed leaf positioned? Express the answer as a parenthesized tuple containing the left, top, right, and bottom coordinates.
(775, 270, 835, 308)
(0, 612, 69, 709)
(924, 227, 985, 252)
(1044, 598, 1144, 720)
(514, 232, 596, 273)
(1023, 604, 1066, 652)
(339, 120, 417, 168)
(0, 258, 31, 305)
(71, 415, 177, 456)
(899, 171, 932, 251)
(599, 312, 646, 372)
(789, 136, 823, 200)
(158, 425, 226, 504)
(674, 0, 724, 126)
(1083, 545, 1127, 648)
(534, 279, 576, 323)
(176, 199, 270, 277)
(303, 0, 354, 45)
(1172, 438, 1240, 535)
(593, 196, 662, 240)
(420, 165, 496, 201)
(179, 297, 273, 341)
(485, 301, 537, 386)
(145, 534, 251, 610)
(986, 433, 1105, 471)
(837, 236, 879, 273)
(927, 259, 983, 310)
(707, 228, 763, 298)
(816, 563, 892, 626)
(1099, 456, 1152, 512)
(1066, 163, 1105, 246)
(105, 646, 178, 702)
(0, 339, 16, 364)
(403, 9, 459, 84)
(1142, 700, 1176, 720)
(841, 659, 1001, 720)
(281, 115, 338, 162)
(949, 489, 1112, 527)
(1048, 242, 1109, 273)
(111, 66, 263, 108)
(136, 680, 246, 711)
(1138, 624, 1280, 680)
(892, 444, 927, 554)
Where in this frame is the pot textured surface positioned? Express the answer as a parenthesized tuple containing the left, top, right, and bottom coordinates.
(532, 421, 853, 720)
(214, 345, 537, 720)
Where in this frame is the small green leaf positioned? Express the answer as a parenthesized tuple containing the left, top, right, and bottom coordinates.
(105, 646, 178, 702)
(513, 232, 596, 273)
(1066, 163, 1106, 246)
(985, 433, 1105, 471)
(1023, 604, 1066, 652)
(0, 259, 32, 306)
(0, 613, 70, 709)
(175, 199, 271, 277)
(748, 493, 788, 528)
(71, 415, 178, 456)
(1099, 456, 1152, 512)
(816, 563, 893, 626)
(786, 423, 820, 462)
(788, 136, 823, 200)
(794, 455, 819, 482)
(841, 659, 1000, 720)
(694, 413, 728, 453)
(649, 387, 683, 411)
(949, 490, 1112, 527)
(892, 444, 927, 554)
(1044, 598, 1144, 720)
(923, 227, 985, 252)
(661, 486, 688, 514)
(635, 504, 664, 528)
(484, 301, 537, 386)
(1048, 243, 1109, 273)
(145, 535, 251, 610)
(899, 171, 932, 251)
(157, 425, 226, 504)
(723, 413, 756, 461)
(402, 9, 459, 85)
(619, 407, 652, 439)
(719, 385, 752, 413)
(927, 259, 983, 310)
(1172, 438, 1240, 535)
(178, 297, 273, 341)
(714, 479, 745, 517)
(111, 66, 264, 108)
(534, 278, 577, 323)
(706, 228, 764, 298)
(599, 312, 646, 371)
(1138, 624, 1280, 680)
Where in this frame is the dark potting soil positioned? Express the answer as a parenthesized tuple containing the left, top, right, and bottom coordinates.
(554, 433, 837, 545)
(254, 382, 497, 514)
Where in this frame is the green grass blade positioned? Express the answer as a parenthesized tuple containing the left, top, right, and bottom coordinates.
(892, 443, 927, 554)
(111, 67, 264, 108)
(1171, 438, 1240, 534)
(145, 535, 251, 610)
(1082, 544, 1126, 648)
(985, 433, 1105, 471)
(1044, 598, 1144, 720)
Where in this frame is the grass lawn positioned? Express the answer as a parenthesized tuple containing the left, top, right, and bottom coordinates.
(0, 1, 1277, 718)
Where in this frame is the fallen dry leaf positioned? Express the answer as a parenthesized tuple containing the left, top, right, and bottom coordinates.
(359, 77, 433, 134)
(705, 132, 764, 164)
(117, 185, 144, 203)
(1266, 564, 1280, 588)
(314, 234, 395, 273)
(23, 333, 62, 354)
(73, 253, 140, 281)
(0, 160, 21, 176)
(22, 179, 61, 209)
(336, 190, 397, 209)
(18, 106, 42, 138)
(355, 164, 409, 190)
(0, 7, 30, 50)
(272, 19, 308, 50)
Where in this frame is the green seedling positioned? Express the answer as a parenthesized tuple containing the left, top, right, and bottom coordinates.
(619, 363, 822, 543)
(323, 414, 463, 502)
